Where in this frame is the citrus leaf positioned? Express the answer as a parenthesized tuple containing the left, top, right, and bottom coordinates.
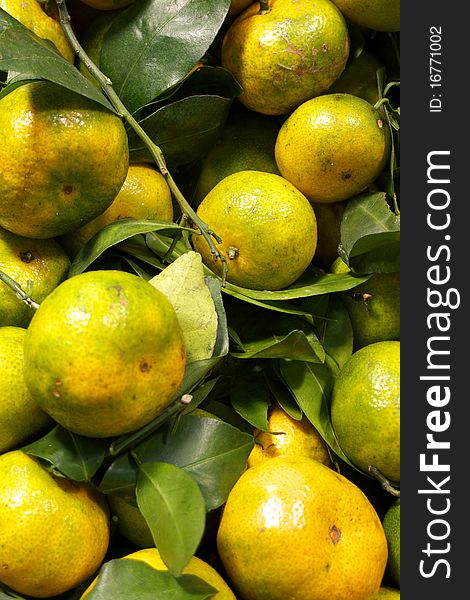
(128, 95, 232, 167)
(144, 64, 242, 110)
(229, 308, 325, 363)
(266, 374, 303, 421)
(82, 558, 217, 600)
(222, 271, 370, 301)
(279, 358, 355, 467)
(21, 425, 109, 482)
(97, 453, 139, 498)
(205, 276, 229, 359)
(303, 294, 354, 369)
(100, 0, 231, 112)
(136, 462, 206, 575)
(339, 192, 400, 273)
(133, 414, 253, 511)
(230, 374, 271, 431)
(149, 252, 218, 363)
(0, 10, 113, 110)
(68, 219, 191, 277)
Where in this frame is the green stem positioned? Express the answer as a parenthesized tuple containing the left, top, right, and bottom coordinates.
(55, 0, 226, 273)
(108, 394, 193, 457)
(0, 269, 40, 311)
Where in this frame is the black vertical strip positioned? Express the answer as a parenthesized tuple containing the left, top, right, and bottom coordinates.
(401, 2, 466, 597)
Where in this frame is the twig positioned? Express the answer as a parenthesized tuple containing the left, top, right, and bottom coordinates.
(0, 269, 39, 311)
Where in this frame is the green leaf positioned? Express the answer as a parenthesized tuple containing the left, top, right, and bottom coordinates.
(339, 192, 400, 274)
(229, 308, 325, 363)
(0, 10, 113, 110)
(82, 558, 217, 600)
(136, 462, 206, 575)
(128, 95, 232, 167)
(306, 295, 354, 369)
(100, 0, 231, 112)
(149, 252, 219, 363)
(164, 65, 243, 102)
(97, 453, 139, 498)
(68, 219, 191, 277)
(133, 414, 253, 511)
(266, 375, 303, 421)
(21, 426, 109, 482)
(223, 271, 370, 301)
(230, 373, 271, 431)
(279, 358, 355, 467)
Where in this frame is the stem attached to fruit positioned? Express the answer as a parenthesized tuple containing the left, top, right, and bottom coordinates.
(259, 0, 271, 14)
(368, 466, 400, 497)
(55, 0, 227, 278)
(0, 269, 40, 311)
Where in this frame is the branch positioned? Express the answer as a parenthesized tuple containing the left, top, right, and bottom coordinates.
(55, 0, 227, 280)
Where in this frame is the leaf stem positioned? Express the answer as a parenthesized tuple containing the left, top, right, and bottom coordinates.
(55, 0, 226, 271)
(0, 269, 40, 311)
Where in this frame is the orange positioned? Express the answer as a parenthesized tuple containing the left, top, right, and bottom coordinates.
(311, 201, 346, 269)
(0, 81, 129, 239)
(376, 588, 400, 599)
(247, 402, 332, 467)
(23, 270, 186, 438)
(0, 0, 74, 62)
(107, 494, 154, 548)
(221, 0, 350, 115)
(330, 257, 400, 349)
(217, 456, 388, 600)
(193, 108, 280, 205)
(61, 163, 174, 257)
(0, 450, 110, 598)
(227, 0, 252, 20)
(192, 170, 317, 290)
(0, 327, 52, 453)
(328, 49, 385, 107)
(0, 227, 70, 327)
(330, 341, 400, 482)
(382, 498, 400, 586)
(331, 0, 400, 32)
(275, 93, 390, 203)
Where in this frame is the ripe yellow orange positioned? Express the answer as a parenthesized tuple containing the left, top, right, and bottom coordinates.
(61, 163, 174, 258)
(0, 450, 110, 598)
(192, 170, 317, 290)
(221, 0, 350, 115)
(0, 227, 70, 327)
(275, 93, 390, 203)
(23, 270, 186, 438)
(248, 402, 332, 467)
(0, 327, 52, 453)
(0, 81, 129, 239)
(217, 456, 388, 600)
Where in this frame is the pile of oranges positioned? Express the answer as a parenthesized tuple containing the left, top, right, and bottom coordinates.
(0, 1, 400, 599)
